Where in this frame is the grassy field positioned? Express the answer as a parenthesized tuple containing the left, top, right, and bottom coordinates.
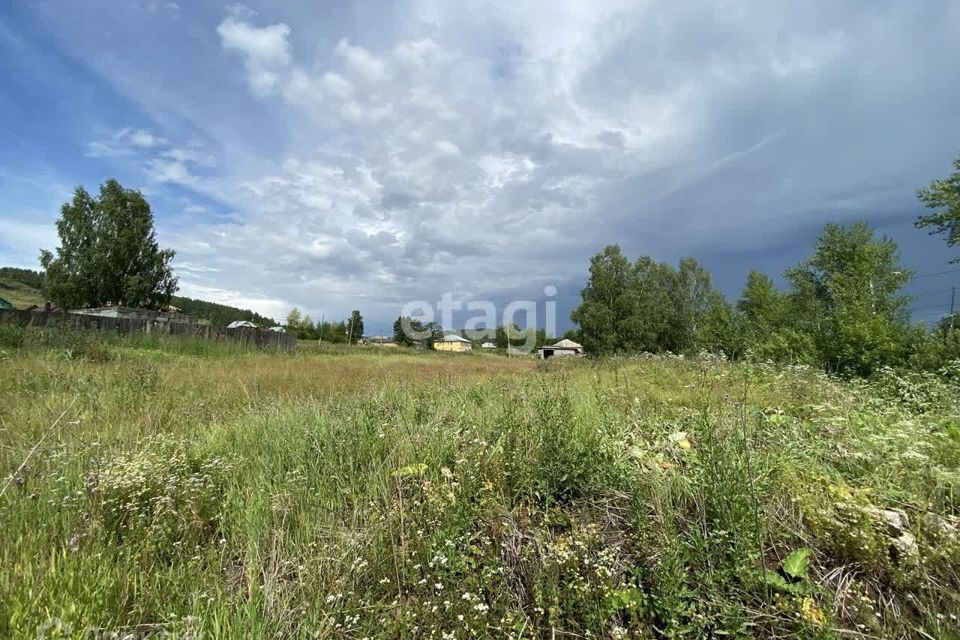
(2, 326, 959, 638)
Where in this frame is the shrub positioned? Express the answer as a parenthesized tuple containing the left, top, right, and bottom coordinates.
(85, 436, 229, 556)
(869, 366, 957, 414)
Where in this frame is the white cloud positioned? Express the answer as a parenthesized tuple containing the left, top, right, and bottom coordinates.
(162, 147, 216, 168)
(217, 14, 292, 97)
(85, 127, 168, 157)
(334, 38, 388, 85)
(128, 128, 164, 148)
(146, 158, 194, 184)
(176, 282, 292, 320)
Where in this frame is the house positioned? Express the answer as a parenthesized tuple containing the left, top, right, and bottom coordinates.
(434, 333, 472, 352)
(480, 341, 496, 350)
(269, 326, 285, 332)
(367, 335, 397, 346)
(227, 320, 257, 329)
(537, 338, 584, 359)
(0, 297, 12, 311)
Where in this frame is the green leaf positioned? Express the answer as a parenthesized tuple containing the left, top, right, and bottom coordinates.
(764, 570, 790, 590)
(764, 570, 810, 595)
(782, 548, 812, 579)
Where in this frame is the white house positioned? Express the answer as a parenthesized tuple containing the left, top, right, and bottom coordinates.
(537, 338, 584, 359)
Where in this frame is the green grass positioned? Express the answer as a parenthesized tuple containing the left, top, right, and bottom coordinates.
(1, 331, 959, 638)
(0, 277, 44, 308)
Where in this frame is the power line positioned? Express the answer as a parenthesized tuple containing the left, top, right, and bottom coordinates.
(906, 287, 956, 299)
(911, 304, 951, 313)
(911, 267, 960, 280)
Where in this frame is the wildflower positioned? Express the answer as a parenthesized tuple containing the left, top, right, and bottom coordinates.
(800, 597, 826, 628)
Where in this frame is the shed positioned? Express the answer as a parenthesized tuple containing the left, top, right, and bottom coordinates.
(480, 341, 496, 350)
(537, 338, 584, 359)
(0, 297, 12, 311)
(227, 320, 258, 329)
(434, 333, 473, 352)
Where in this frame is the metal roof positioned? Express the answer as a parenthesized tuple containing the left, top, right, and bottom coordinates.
(440, 333, 471, 342)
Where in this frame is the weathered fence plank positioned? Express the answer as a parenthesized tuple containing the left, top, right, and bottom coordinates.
(0, 310, 297, 351)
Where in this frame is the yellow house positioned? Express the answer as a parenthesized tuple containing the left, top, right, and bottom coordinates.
(434, 333, 472, 352)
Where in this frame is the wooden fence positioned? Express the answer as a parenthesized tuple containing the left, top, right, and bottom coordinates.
(0, 309, 297, 351)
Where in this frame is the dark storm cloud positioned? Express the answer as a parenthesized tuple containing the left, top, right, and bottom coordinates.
(6, 0, 958, 326)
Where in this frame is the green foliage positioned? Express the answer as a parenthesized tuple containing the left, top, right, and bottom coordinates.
(39, 179, 178, 310)
(746, 327, 819, 365)
(285, 307, 302, 330)
(347, 309, 364, 344)
(870, 365, 959, 414)
(785, 222, 912, 375)
(4, 337, 960, 637)
(916, 151, 960, 261)
(571, 222, 927, 377)
(910, 324, 960, 371)
(571, 246, 726, 355)
(0, 267, 44, 289)
(737, 270, 791, 354)
(393, 316, 443, 347)
(764, 549, 813, 595)
(782, 547, 812, 579)
(88, 436, 229, 555)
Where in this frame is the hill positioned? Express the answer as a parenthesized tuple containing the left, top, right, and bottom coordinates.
(170, 295, 278, 327)
(0, 275, 44, 308)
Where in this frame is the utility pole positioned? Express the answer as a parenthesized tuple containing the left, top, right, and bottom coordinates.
(318, 313, 324, 345)
(951, 286, 956, 332)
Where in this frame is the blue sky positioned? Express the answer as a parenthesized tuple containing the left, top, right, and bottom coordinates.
(1, 0, 959, 329)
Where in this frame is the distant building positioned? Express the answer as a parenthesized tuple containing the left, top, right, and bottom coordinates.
(434, 333, 472, 352)
(367, 335, 396, 346)
(227, 320, 257, 329)
(72, 305, 196, 325)
(480, 341, 496, 350)
(0, 297, 12, 311)
(537, 338, 584, 359)
(268, 326, 285, 332)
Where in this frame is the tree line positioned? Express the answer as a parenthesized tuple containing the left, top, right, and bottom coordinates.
(570, 153, 960, 375)
(284, 308, 365, 344)
(389, 318, 563, 350)
(0, 267, 45, 290)
(170, 295, 277, 328)
(570, 222, 945, 375)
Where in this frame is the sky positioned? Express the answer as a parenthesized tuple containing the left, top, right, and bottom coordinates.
(1, 0, 959, 331)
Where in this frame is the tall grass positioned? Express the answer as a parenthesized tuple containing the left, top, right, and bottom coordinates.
(1, 332, 959, 637)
